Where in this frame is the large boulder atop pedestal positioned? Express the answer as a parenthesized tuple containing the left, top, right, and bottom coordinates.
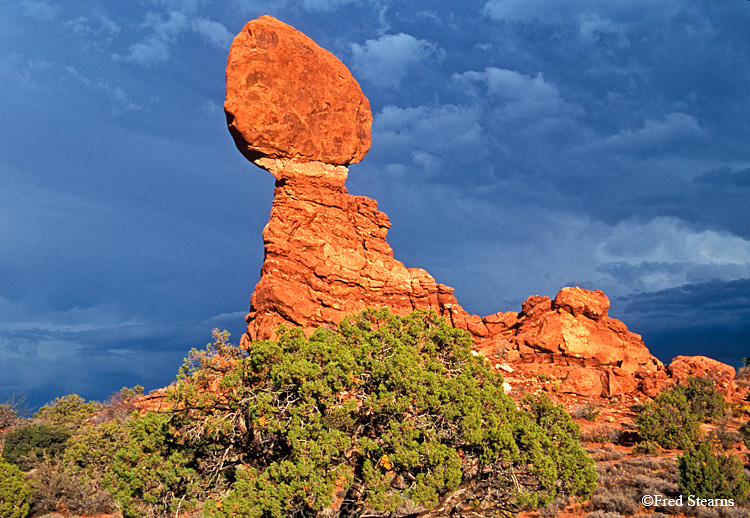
(225, 15, 372, 167)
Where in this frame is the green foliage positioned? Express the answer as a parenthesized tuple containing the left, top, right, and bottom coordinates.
(739, 420, 750, 450)
(678, 441, 749, 502)
(636, 377, 725, 450)
(1, 423, 70, 471)
(0, 456, 30, 518)
(34, 394, 100, 429)
(117, 385, 145, 399)
(679, 376, 726, 422)
(636, 387, 698, 449)
(101, 412, 203, 518)
(170, 310, 596, 517)
(522, 394, 598, 502)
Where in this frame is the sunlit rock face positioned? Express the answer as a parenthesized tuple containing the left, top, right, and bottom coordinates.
(242, 159, 477, 343)
(225, 15, 372, 167)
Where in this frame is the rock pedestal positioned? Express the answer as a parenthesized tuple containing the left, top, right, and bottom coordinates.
(242, 159, 478, 343)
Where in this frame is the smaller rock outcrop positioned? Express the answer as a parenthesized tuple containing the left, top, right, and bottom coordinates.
(475, 287, 665, 398)
(479, 287, 659, 373)
(668, 355, 738, 397)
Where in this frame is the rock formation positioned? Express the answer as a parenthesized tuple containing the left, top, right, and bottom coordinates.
(474, 287, 666, 397)
(225, 16, 483, 344)
(226, 16, 741, 402)
(241, 159, 482, 342)
(225, 15, 371, 166)
(667, 355, 737, 397)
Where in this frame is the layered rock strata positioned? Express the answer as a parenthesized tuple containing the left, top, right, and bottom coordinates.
(242, 159, 481, 343)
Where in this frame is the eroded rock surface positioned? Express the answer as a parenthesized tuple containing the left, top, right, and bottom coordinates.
(668, 355, 738, 397)
(475, 287, 666, 397)
(225, 15, 372, 166)
(242, 159, 478, 343)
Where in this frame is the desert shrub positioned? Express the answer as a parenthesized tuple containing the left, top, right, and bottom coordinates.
(27, 455, 113, 516)
(539, 495, 569, 518)
(103, 412, 203, 518)
(522, 393, 599, 500)
(63, 420, 128, 479)
(636, 384, 701, 449)
(739, 421, 750, 450)
(0, 404, 20, 431)
(632, 474, 678, 496)
(580, 425, 623, 444)
(636, 377, 726, 451)
(678, 441, 749, 502)
(633, 440, 664, 455)
(62, 410, 204, 518)
(585, 445, 625, 462)
(590, 487, 638, 515)
(0, 456, 30, 518)
(572, 403, 601, 421)
(92, 386, 144, 424)
(708, 426, 743, 450)
(585, 511, 623, 518)
(34, 394, 100, 430)
(680, 377, 726, 422)
(1, 423, 70, 471)
(169, 310, 596, 518)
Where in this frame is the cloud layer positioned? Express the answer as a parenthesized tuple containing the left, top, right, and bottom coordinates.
(2, 0, 750, 408)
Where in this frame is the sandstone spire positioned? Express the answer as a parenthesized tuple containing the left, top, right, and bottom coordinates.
(225, 16, 484, 343)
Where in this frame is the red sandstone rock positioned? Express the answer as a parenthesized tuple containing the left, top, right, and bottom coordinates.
(560, 367, 603, 397)
(667, 355, 737, 397)
(225, 15, 372, 167)
(515, 288, 656, 374)
(474, 287, 667, 397)
(552, 287, 609, 319)
(242, 160, 478, 342)
(602, 367, 638, 398)
(638, 369, 669, 398)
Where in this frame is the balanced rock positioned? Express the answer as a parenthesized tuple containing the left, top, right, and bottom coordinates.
(225, 15, 372, 167)
(226, 18, 689, 404)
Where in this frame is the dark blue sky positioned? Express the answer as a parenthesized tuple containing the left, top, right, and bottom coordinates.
(2, 0, 749, 409)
